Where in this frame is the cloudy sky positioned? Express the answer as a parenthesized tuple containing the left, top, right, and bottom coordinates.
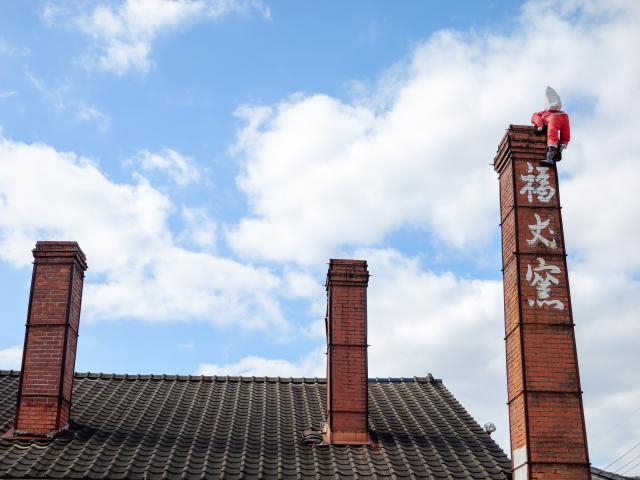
(1, 0, 639, 474)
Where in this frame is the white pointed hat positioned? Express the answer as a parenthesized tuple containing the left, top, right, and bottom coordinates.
(544, 86, 562, 110)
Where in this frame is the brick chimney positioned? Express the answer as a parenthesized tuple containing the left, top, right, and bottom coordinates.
(323, 259, 370, 445)
(494, 126, 590, 479)
(6, 241, 87, 439)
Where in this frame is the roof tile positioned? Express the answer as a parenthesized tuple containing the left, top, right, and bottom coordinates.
(0, 372, 511, 479)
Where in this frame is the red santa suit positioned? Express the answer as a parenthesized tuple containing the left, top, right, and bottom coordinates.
(531, 86, 570, 149)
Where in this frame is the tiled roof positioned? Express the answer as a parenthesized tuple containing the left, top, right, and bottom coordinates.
(0, 370, 511, 479)
(592, 466, 640, 480)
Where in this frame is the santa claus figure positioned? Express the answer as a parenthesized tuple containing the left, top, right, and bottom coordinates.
(531, 86, 570, 166)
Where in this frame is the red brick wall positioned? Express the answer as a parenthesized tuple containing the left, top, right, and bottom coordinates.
(495, 126, 590, 479)
(325, 259, 370, 444)
(13, 241, 87, 436)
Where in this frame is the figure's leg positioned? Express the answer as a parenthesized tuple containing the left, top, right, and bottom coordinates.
(541, 146, 557, 166)
(554, 147, 562, 161)
(541, 115, 562, 165)
(546, 115, 560, 148)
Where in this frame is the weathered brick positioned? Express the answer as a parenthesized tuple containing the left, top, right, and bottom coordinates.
(11, 241, 87, 438)
(495, 126, 590, 479)
(324, 259, 370, 445)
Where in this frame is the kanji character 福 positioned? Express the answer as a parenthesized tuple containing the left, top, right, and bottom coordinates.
(520, 162, 556, 203)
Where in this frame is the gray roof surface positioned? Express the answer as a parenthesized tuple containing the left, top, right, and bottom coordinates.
(592, 466, 640, 480)
(0, 370, 511, 479)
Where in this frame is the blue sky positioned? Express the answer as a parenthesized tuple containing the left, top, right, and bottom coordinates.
(1, 0, 640, 473)
(0, 0, 522, 374)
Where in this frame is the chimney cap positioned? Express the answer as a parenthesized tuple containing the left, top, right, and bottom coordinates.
(329, 258, 367, 266)
(33, 241, 87, 269)
(326, 259, 369, 287)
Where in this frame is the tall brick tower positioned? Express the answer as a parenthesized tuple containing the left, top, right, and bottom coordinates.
(494, 126, 590, 479)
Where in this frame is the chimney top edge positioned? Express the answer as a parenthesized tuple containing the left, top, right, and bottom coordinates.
(33, 241, 87, 268)
(329, 259, 367, 265)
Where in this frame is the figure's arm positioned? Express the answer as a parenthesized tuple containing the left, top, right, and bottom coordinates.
(560, 114, 570, 147)
(531, 111, 545, 129)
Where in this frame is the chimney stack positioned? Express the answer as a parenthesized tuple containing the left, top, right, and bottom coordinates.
(494, 126, 590, 479)
(6, 241, 87, 439)
(324, 259, 370, 445)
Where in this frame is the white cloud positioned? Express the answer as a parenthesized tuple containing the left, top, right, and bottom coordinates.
(26, 68, 67, 109)
(75, 103, 111, 132)
(359, 249, 510, 450)
(0, 346, 22, 370)
(281, 269, 324, 299)
(197, 346, 325, 377)
(195, 249, 511, 445)
(224, 0, 640, 465)
(228, 0, 640, 269)
(0, 91, 18, 99)
(360, 248, 640, 464)
(196, 244, 640, 462)
(26, 69, 110, 131)
(179, 206, 217, 248)
(129, 148, 200, 186)
(280, 268, 327, 326)
(0, 135, 286, 331)
(44, 0, 270, 75)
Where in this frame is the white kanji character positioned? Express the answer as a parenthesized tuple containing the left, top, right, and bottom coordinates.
(520, 162, 556, 203)
(525, 257, 564, 310)
(526, 213, 557, 249)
